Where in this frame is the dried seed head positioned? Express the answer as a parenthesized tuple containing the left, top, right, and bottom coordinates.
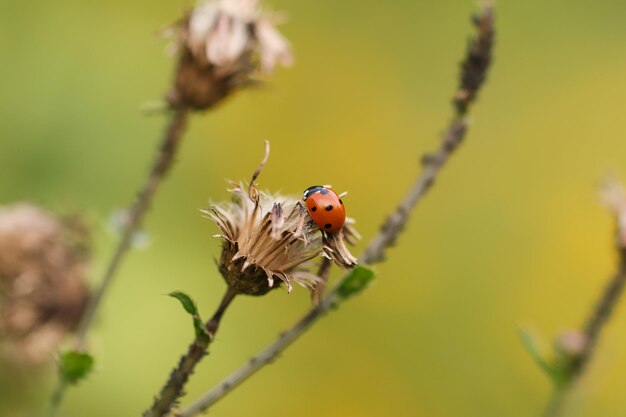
(204, 143, 357, 296)
(167, 0, 293, 110)
(0, 204, 90, 367)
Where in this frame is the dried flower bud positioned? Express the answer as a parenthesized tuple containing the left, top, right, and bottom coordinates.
(0, 204, 90, 367)
(204, 144, 357, 296)
(167, 0, 293, 110)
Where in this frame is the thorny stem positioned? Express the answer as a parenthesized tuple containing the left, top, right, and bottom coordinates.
(75, 109, 189, 345)
(542, 244, 626, 417)
(178, 5, 495, 416)
(143, 287, 237, 417)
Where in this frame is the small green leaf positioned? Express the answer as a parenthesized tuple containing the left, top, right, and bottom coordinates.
(59, 350, 94, 385)
(336, 265, 376, 300)
(169, 291, 199, 315)
(518, 328, 564, 385)
(169, 291, 212, 343)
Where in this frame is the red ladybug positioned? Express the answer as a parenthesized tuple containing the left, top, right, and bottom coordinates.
(303, 185, 346, 233)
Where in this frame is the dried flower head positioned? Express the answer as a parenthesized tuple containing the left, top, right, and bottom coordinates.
(0, 204, 90, 366)
(204, 143, 357, 296)
(167, 0, 293, 110)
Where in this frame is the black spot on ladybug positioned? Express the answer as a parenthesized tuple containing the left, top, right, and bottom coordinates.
(320, 189, 329, 195)
(339, 199, 343, 205)
(324, 223, 332, 229)
(325, 205, 333, 211)
(311, 206, 317, 212)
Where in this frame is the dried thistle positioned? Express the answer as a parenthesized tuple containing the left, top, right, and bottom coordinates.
(0, 204, 90, 367)
(204, 143, 357, 296)
(167, 0, 293, 110)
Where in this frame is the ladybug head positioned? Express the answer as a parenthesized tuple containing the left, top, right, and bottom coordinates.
(302, 185, 332, 199)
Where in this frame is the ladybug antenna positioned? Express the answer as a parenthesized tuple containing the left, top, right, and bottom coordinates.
(248, 140, 270, 202)
(322, 184, 332, 189)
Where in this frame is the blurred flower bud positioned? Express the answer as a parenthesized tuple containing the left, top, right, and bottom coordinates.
(599, 176, 626, 248)
(0, 204, 90, 367)
(166, 0, 293, 110)
(204, 146, 357, 296)
(554, 329, 587, 359)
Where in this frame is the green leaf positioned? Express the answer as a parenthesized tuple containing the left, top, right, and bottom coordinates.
(169, 291, 199, 315)
(169, 291, 212, 343)
(336, 265, 376, 300)
(517, 328, 564, 385)
(58, 350, 94, 385)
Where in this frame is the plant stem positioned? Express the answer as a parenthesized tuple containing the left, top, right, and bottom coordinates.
(177, 292, 338, 417)
(360, 118, 467, 265)
(47, 380, 67, 417)
(177, 5, 495, 415)
(312, 257, 332, 305)
(579, 248, 626, 371)
(361, 1, 493, 264)
(143, 287, 237, 417)
(542, 245, 626, 417)
(75, 109, 189, 345)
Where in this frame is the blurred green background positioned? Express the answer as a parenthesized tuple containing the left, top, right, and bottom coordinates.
(3, 0, 626, 416)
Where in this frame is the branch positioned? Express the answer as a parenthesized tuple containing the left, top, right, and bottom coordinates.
(75, 109, 189, 345)
(178, 4, 495, 416)
(361, 1, 493, 264)
(177, 293, 336, 417)
(541, 178, 626, 417)
(143, 288, 237, 417)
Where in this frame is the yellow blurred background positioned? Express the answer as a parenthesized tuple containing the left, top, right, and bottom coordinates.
(2, 0, 626, 416)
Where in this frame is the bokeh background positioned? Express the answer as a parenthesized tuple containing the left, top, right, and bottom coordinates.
(2, 0, 626, 416)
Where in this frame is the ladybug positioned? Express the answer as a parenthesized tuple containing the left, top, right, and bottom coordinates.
(303, 185, 346, 233)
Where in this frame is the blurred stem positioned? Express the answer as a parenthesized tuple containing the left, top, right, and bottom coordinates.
(178, 5, 495, 416)
(143, 287, 237, 417)
(542, 245, 626, 417)
(75, 109, 189, 345)
(47, 380, 67, 417)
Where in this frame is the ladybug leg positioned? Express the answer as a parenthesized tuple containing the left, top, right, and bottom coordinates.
(338, 191, 348, 198)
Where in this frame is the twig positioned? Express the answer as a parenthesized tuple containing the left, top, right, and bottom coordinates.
(360, 119, 467, 265)
(542, 210, 626, 417)
(177, 293, 337, 417)
(177, 5, 495, 416)
(578, 249, 626, 371)
(312, 257, 332, 305)
(143, 287, 238, 417)
(75, 109, 189, 345)
(361, 2, 493, 265)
